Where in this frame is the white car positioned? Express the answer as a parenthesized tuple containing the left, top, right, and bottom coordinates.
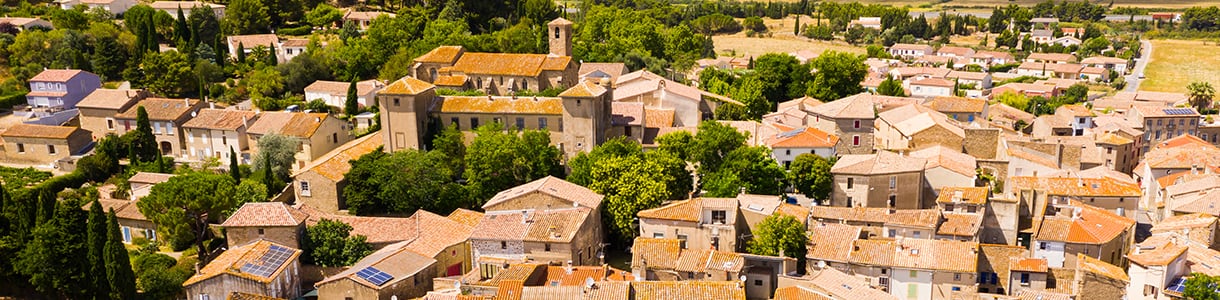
(1139, 73, 1146, 79)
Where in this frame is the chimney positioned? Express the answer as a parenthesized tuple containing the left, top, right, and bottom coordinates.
(521, 211, 530, 224)
(209, 102, 215, 109)
(566, 260, 573, 274)
(952, 190, 964, 202)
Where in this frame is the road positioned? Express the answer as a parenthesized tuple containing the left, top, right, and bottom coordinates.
(1124, 39, 1153, 93)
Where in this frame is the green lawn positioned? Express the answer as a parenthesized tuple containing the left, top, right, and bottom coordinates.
(1142, 39, 1220, 93)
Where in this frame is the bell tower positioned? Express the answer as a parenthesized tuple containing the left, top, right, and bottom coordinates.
(548, 18, 573, 57)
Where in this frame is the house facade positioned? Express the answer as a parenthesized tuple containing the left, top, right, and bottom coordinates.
(25, 69, 102, 110)
(830, 151, 928, 209)
(637, 198, 745, 252)
(75, 89, 149, 140)
(292, 132, 382, 214)
(181, 109, 258, 162)
(246, 112, 354, 171)
(112, 98, 206, 157)
(303, 79, 384, 109)
(182, 240, 302, 300)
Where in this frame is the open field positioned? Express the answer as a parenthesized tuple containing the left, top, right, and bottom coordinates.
(712, 35, 866, 58)
(1141, 39, 1220, 93)
(804, 0, 1220, 9)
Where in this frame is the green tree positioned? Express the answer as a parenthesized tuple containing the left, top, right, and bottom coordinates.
(589, 154, 677, 244)
(234, 179, 269, 208)
(431, 124, 466, 178)
(129, 106, 160, 162)
(345, 80, 359, 116)
(655, 130, 694, 161)
(105, 210, 137, 300)
(1189, 81, 1216, 111)
(747, 214, 808, 271)
(807, 51, 867, 100)
(91, 36, 128, 81)
(141, 50, 196, 97)
(877, 75, 906, 96)
(229, 148, 241, 182)
(788, 153, 833, 201)
(465, 124, 562, 202)
(15, 198, 90, 298)
(223, 0, 270, 34)
(687, 121, 747, 174)
(342, 149, 464, 215)
(306, 3, 342, 28)
(702, 146, 786, 197)
(87, 199, 111, 297)
(302, 219, 373, 267)
(137, 172, 239, 265)
(1184, 273, 1220, 300)
(252, 133, 300, 189)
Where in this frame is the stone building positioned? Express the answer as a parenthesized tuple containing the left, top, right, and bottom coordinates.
(830, 151, 928, 209)
(409, 18, 577, 95)
(111, 98, 207, 157)
(220, 202, 308, 249)
(75, 89, 149, 140)
(182, 240, 302, 300)
(0, 124, 92, 164)
(291, 132, 382, 214)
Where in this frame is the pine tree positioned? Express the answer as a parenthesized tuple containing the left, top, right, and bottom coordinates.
(344, 80, 359, 116)
(229, 148, 241, 182)
(86, 200, 111, 297)
(104, 210, 136, 300)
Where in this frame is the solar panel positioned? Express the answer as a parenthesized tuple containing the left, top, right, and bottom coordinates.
(1167, 277, 1188, 293)
(777, 128, 806, 138)
(356, 266, 395, 286)
(1163, 108, 1196, 115)
(239, 245, 295, 278)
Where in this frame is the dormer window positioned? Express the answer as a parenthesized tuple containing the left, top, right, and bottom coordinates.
(711, 210, 727, 224)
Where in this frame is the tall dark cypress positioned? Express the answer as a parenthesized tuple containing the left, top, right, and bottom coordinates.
(230, 148, 241, 182)
(345, 80, 359, 116)
(87, 200, 110, 297)
(104, 210, 137, 300)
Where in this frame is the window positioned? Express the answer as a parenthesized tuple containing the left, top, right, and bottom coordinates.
(167, 122, 174, 135)
(201, 295, 211, 300)
(677, 234, 688, 248)
(910, 270, 918, 277)
(493, 117, 501, 124)
(711, 210, 727, 224)
(846, 197, 853, 207)
(881, 269, 887, 275)
(258, 228, 265, 235)
(15, 143, 24, 153)
(1157, 119, 1162, 125)
(954, 274, 961, 281)
(785, 149, 791, 155)
(889, 176, 897, 189)
(501, 241, 507, 249)
(1039, 242, 1047, 250)
(393, 98, 400, 106)
(106, 119, 115, 130)
(47, 145, 56, 155)
(1020, 273, 1030, 284)
(847, 177, 854, 189)
(853, 120, 861, 128)
(332, 133, 338, 143)
(853, 135, 860, 146)
(754, 280, 763, 286)
(952, 287, 961, 291)
(544, 243, 551, 251)
(122, 226, 132, 243)
(539, 118, 548, 129)
(146, 229, 156, 241)
(888, 229, 897, 237)
(553, 27, 560, 38)
(652, 232, 664, 238)
(451, 117, 460, 129)
(300, 181, 311, 196)
(913, 231, 921, 238)
(888, 195, 896, 207)
(471, 118, 480, 128)
(625, 126, 632, 136)
(515, 117, 525, 130)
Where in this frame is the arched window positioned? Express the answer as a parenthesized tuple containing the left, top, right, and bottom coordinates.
(553, 27, 560, 39)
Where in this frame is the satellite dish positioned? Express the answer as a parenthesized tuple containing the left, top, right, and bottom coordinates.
(584, 277, 596, 289)
(739, 275, 747, 282)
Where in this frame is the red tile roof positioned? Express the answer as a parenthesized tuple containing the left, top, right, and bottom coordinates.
(245, 112, 330, 138)
(221, 202, 308, 227)
(29, 69, 87, 82)
(1034, 201, 1134, 245)
(182, 240, 301, 286)
(181, 109, 257, 130)
(1, 124, 82, 139)
(484, 176, 603, 210)
(1009, 257, 1049, 273)
(291, 131, 382, 181)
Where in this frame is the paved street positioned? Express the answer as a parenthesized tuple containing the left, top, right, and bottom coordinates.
(1125, 39, 1153, 92)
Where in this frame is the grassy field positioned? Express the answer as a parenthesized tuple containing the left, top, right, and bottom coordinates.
(807, 0, 1220, 8)
(713, 15, 866, 58)
(1141, 39, 1220, 93)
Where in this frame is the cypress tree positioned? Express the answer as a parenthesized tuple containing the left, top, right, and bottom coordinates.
(136, 106, 158, 161)
(175, 6, 189, 42)
(156, 155, 167, 173)
(35, 188, 54, 226)
(262, 156, 279, 192)
(104, 210, 136, 300)
(229, 148, 241, 182)
(87, 200, 110, 297)
(215, 38, 226, 67)
(127, 144, 138, 164)
(794, 15, 801, 35)
(145, 16, 158, 53)
(345, 80, 359, 116)
(236, 42, 247, 63)
(267, 44, 279, 66)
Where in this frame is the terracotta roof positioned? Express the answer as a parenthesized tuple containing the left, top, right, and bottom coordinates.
(182, 240, 301, 286)
(435, 96, 562, 115)
(518, 282, 631, 300)
(806, 93, 877, 119)
(221, 202, 308, 227)
(227, 292, 284, 300)
(470, 210, 532, 241)
(631, 238, 682, 270)
(849, 238, 978, 272)
(890, 43, 932, 51)
(433, 75, 468, 87)
(1010, 176, 1140, 197)
(972, 51, 1014, 60)
(1082, 56, 1128, 64)
(643, 107, 675, 128)
(548, 18, 573, 26)
(76, 89, 145, 110)
(805, 222, 862, 262)
(831, 151, 926, 175)
(315, 240, 436, 288)
(382, 77, 435, 95)
(1128, 241, 1187, 267)
(246, 112, 330, 138)
(541, 56, 571, 71)
(638, 198, 737, 223)
(1027, 53, 1077, 62)
(1034, 201, 1134, 244)
(889, 67, 951, 78)
(0, 17, 46, 26)
(630, 281, 746, 300)
(1186, 244, 1220, 276)
(772, 286, 834, 300)
(543, 265, 630, 286)
(1077, 253, 1129, 281)
(29, 69, 87, 82)
(935, 187, 989, 205)
(578, 62, 628, 82)
(937, 46, 974, 57)
(673, 249, 744, 273)
(522, 208, 592, 243)
(415, 46, 464, 64)
(909, 145, 976, 177)
(1052, 63, 1084, 74)
(978, 244, 1029, 292)
(484, 176, 603, 210)
(448, 52, 565, 77)
(923, 96, 985, 113)
(303, 80, 383, 96)
(1057, 104, 1094, 117)
(297, 204, 468, 245)
(227, 34, 278, 49)
(115, 98, 200, 120)
(447, 208, 484, 227)
(938, 212, 983, 237)
(1009, 257, 1049, 273)
(1, 124, 80, 139)
(766, 127, 839, 148)
(129, 172, 175, 184)
(558, 80, 608, 98)
(1152, 213, 1218, 233)
(809, 206, 940, 228)
(181, 109, 257, 130)
(291, 131, 382, 181)
(1015, 290, 1073, 300)
(343, 10, 392, 21)
(910, 77, 955, 88)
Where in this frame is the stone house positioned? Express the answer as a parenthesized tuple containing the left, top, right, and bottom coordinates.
(315, 241, 437, 300)
(874, 104, 965, 152)
(469, 207, 600, 278)
(303, 79, 384, 109)
(84, 197, 158, 244)
(220, 202, 308, 249)
(182, 240, 302, 300)
(24, 69, 101, 110)
(764, 125, 838, 167)
(410, 19, 577, 95)
(1149, 213, 1220, 249)
(1010, 176, 1141, 219)
(776, 267, 897, 300)
(1030, 200, 1135, 269)
(0, 124, 92, 164)
(1131, 106, 1200, 150)
(889, 44, 934, 60)
(181, 109, 258, 162)
(112, 98, 206, 157)
(808, 206, 940, 240)
(342, 11, 393, 30)
(846, 238, 980, 300)
(805, 94, 889, 154)
(226, 34, 283, 63)
(75, 89, 149, 140)
(630, 237, 796, 299)
(1026, 53, 1077, 64)
(970, 51, 1015, 67)
(976, 244, 1029, 295)
(613, 70, 736, 129)
(637, 198, 745, 252)
(0, 17, 52, 31)
(908, 78, 956, 98)
(246, 112, 354, 171)
(1074, 254, 1130, 300)
(910, 146, 977, 201)
(1007, 257, 1052, 296)
(922, 96, 988, 124)
(1081, 56, 1130, 75)
(830, 151, 928, 209)
(291, 131, 382, 214)
(56, 0, 137, 14)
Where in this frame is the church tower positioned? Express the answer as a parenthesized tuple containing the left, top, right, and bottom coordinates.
(548, 18, 573, 57)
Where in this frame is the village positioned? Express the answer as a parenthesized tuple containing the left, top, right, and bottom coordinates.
(0, 0, 1220, 300)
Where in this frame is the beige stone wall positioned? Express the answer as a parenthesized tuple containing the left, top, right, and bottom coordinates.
(430, 243, 471, 277)
(932, 271, 978, 298)
(318, 278, 380, 300)
(2, 133, 90, 164)
(912, 125, 965, 151)
(831, 172, 925, 209)
(379, 89, 434, 153)
(79, 107, 122, 140)
(639, 219, 739, 252)
(225, 225, 302, 249)
(1075, 268, 1128, 300)
(560, 90, 612, 159)
(983, 199, 1020, 245)
(294, 172, 344, 215)
(964, 128, 1000, 159)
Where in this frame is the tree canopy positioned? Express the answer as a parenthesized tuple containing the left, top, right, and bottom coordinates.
(302, 219, 373, 267)
(137, 172, 239, 265)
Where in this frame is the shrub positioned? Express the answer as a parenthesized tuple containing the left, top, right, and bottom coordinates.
(743, 16, 766, 32)
(276, 25, 313, 36)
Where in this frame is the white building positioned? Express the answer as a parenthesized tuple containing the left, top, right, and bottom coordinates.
(303, 79, 385, 109)
(765, 126, 838, 168)
(908, 78, 955, 98)
(57, 0, 137, 15)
